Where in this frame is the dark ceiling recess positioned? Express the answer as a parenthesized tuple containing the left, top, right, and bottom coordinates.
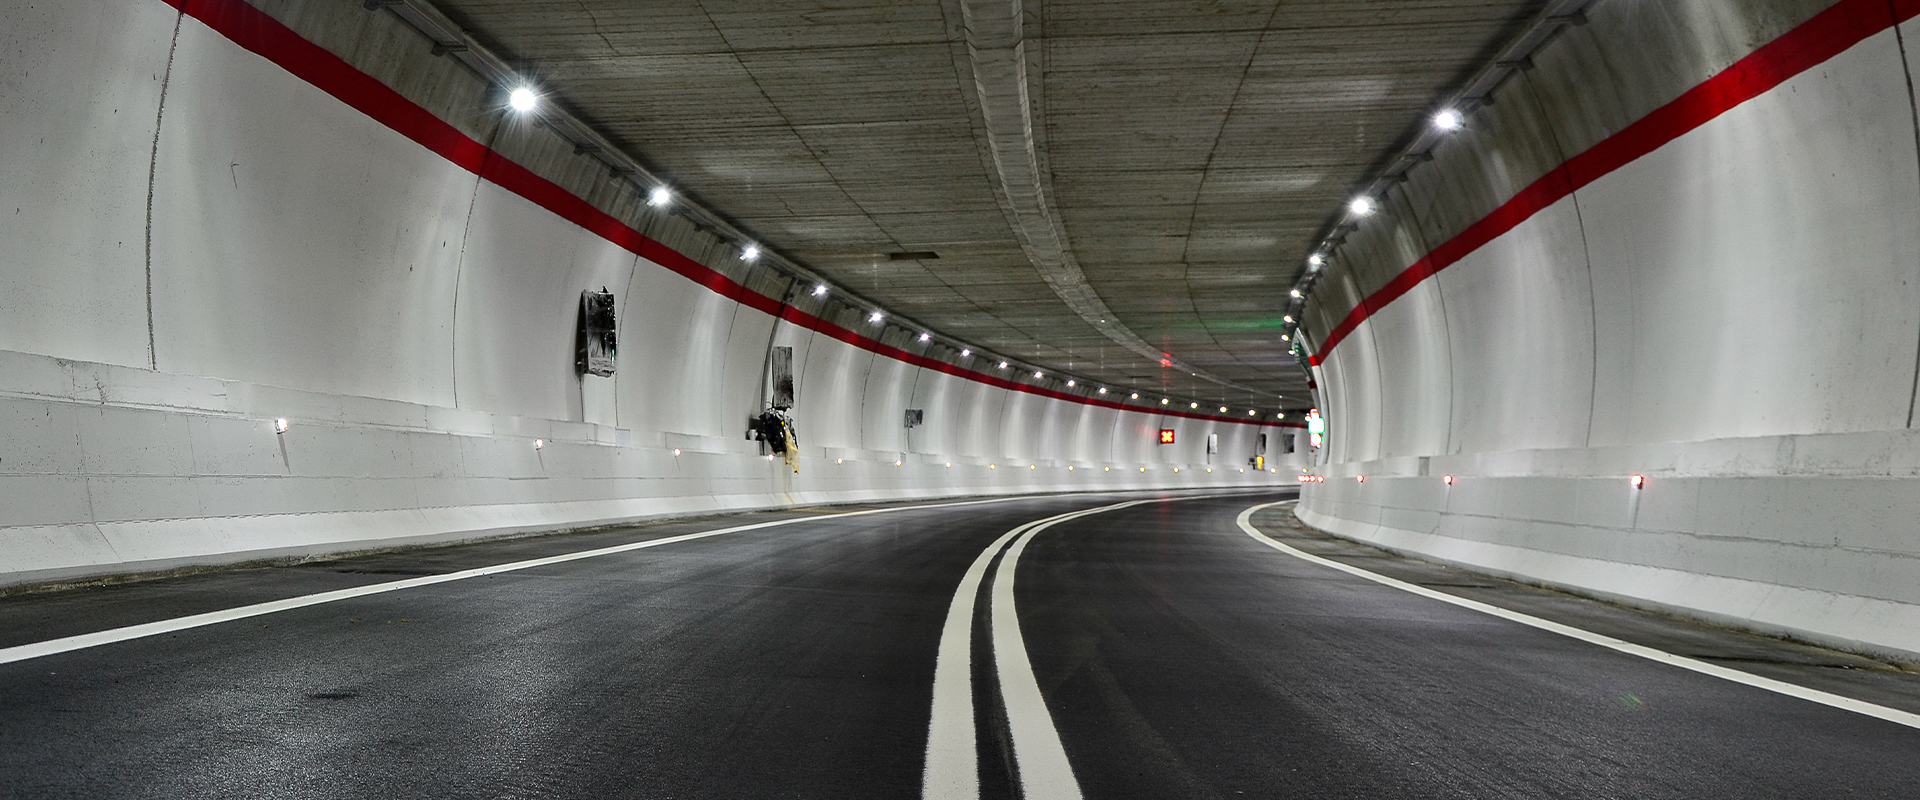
(888, 251, 939, 261)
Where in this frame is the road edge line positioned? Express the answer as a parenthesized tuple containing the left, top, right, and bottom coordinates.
(1236, 501, 1920, 731)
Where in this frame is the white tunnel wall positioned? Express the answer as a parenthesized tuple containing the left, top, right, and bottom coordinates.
(1297, 3, 1920, 662)
(0, 0, 1298, 589)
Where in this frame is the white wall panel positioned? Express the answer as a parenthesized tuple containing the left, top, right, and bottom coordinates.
(1437, 199, 1594, 453)
(1581, 29, 1920, 446)
(1364, 280, 1453, 458)
(0, 0, 172, 369)
(152, 20, 470, 405)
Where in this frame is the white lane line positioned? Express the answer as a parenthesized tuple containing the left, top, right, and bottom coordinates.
(1236, 502, 1920, 731)
(0, 494, 1097, 668)
(994, 500, 1154, 799)
(922, 518, 1039, 800)
(922, 498, 1164, 800)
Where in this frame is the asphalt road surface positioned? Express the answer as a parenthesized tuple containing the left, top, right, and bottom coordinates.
(3, 490, 1919, 798)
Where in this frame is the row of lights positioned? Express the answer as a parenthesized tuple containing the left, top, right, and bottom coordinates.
(1300, 473, 1650, 489)
(511, 85, 1282, 421)
(1282, 107, 1471, 350)
(286, 415, 1288, 477)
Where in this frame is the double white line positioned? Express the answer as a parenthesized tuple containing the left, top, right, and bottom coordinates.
(922, 499, 1159, 800)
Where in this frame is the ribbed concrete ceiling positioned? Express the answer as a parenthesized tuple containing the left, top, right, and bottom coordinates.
(425, 0, 1543, 410)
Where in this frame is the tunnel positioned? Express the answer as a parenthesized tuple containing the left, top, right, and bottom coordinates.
(3, 0, 1920, 797)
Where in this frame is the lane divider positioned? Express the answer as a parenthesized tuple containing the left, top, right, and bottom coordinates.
(1237, 501, 1920, 731)
(927, 496, 1251, 799)
(0, 494, 1128, 668)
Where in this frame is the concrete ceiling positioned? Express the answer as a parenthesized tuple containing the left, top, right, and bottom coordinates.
(426, 0, 1544, 410)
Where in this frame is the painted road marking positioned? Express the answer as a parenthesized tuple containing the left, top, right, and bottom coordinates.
(0, 494, 1123, 668)
(925, 497, 1195, 800)
(1237, 501, 1920, 731)
(922, 519, 1033, 800)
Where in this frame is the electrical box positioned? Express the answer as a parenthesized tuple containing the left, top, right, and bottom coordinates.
(1207, 433, 1219, 454)
(576, 288, 617, 377)
(904, 409, 924, 428)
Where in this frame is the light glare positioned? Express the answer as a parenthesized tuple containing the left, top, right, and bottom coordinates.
(741, 244, 760, 261)
(1433, 108, 1463, 131)
(648, 187, 672, 206)
(508, 87, 538, 112)
(1349, 196, 1376, 216)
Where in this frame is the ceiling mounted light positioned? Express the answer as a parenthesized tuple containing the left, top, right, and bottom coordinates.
(1161, 398, 1170, 405)
(1067, 380, 1076, 387)
(1307, 254, 1325, 267)
(1248, 410, 1258, 416)
(741, 244, 760, 262)
(1281, 334, 1290, 342)
(1190, 402, 1199, 409)
(918, 332, 931, 343)
(1433, 108, 1464, 132)
(961, 348, 971, 357)
(868, 311, 884, 323)
(1034, 371, 1044, 378)
(998, 361, 1009, 369)
(1098, 387, 1108, 395)
(1219, 406, 1228, 413)
(1130, 392, 1139, 400)
(1283, 315, 1294, 324)
(812, 284, 828, 297)
(1349, 196, 1376, 217)
(1290, 289, 1302, 299)
(648, 186, 672, 207)
(508, 87, 538, 113)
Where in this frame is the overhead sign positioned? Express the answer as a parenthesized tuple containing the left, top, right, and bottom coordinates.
(1158, 429, 1176, 444)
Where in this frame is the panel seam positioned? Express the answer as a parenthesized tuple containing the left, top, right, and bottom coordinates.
(1893, 9, 1920, 428)
(143, 12, 185, 371)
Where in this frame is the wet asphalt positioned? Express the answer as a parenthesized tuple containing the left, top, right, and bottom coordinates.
(3, 490, 1919, 798)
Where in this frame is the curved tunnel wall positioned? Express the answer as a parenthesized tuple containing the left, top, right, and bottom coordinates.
(1297, 0, 1920, 660)
(0, 0, 1300, 589)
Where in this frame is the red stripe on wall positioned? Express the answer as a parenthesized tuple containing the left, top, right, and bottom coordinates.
(164, 0, 1292, 428)
(1310, 0, 1914, 366)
